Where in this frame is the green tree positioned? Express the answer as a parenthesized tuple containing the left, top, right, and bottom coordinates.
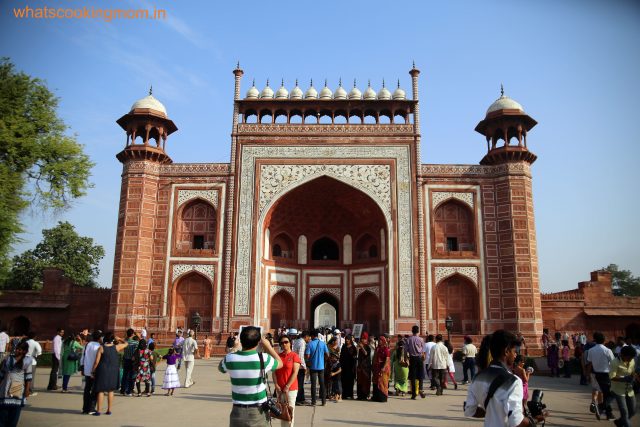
(4, 221, 105, 289)
(0, 58, 93, 280)
(603, 264, 640, 297)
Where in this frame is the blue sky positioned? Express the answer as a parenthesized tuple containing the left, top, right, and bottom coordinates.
(1, 0, 638, 292)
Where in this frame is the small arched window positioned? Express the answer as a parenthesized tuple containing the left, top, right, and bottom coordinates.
(272, 244, 282, 257)
(368, 245, 378, 258)
(311, 237, 339, 261)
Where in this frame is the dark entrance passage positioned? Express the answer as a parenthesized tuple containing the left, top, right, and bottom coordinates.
(354, 291, 381, 336)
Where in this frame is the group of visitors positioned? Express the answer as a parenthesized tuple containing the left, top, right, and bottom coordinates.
(0, 324, 210, 425)
(580, 332, 639, 426)
(219, 324, 485, 427)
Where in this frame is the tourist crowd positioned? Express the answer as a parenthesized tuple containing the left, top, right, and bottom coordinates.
(1, 323, 639, 427)
(0, 324, 214, 426)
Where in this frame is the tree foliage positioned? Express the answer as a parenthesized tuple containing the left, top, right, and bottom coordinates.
(4, 221, 105, 289)
(603, 264, 640, 297)
(0, 58, 93, 279)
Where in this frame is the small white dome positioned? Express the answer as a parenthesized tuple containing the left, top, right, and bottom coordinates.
(130, 93, 167, 115)
(392, 80, 406, 100)
(245, 79, 259, 99)
(275, 79, 289, 99)
(349, 80, 361, 100)
(334, 79, 347, 100)
(260, 80, 274, 99)
(363, 81, 377, 100)
(305, 80, 318, 99)
(290, 80, 303, 100)
(377, 80, 391, 100)
(319, 80, 333, 100)
(486, 95, 524, 114)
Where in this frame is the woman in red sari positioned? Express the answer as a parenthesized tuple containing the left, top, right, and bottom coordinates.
(371, 335, 391, 402)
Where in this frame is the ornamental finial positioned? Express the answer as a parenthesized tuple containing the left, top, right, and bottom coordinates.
(353, 78, 357, 88)
(397, 79, 401, 88)
(324, 78, 328, 87)
(149, 85, 153, 96)
(252, 78, 255, 87)
(281, 78, 284, 87)
(382, 78, 385, 88)
(501, 83, 504, 97)
(339, 77, 342, 86)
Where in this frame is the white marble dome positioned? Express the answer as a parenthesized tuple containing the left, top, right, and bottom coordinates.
(392, 81, 406, 100)
(260, 80, 274, 99)
(245, 80, 259, 99)
(334, 80, 347, 100)
(319, 80, 333, 100)
(305, 80, 318, 99)
(377, 81, 391, 100)
(349, 81, 362, 100)
(130, 94, 167, 115)
(363, 81, 377, 100)
(290, 80, 303, 100)
(486, 95, 524, 114)
(275, 80, 289, 99)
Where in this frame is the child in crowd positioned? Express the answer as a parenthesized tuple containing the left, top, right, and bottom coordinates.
(161, 348, 182, 396)
(443, 341, 458, 390)
(513, 355, 532, 410)
(148, 342, 161, 394)
(330, 353, 342, 402)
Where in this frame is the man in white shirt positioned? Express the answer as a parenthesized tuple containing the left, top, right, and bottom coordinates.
(48, 327, 64, 390)
(81, 330, 102, 414)
(464, 329, 546, 426)
(424, 334, 436, 389)
(430, 334, 450, 395)
(292, 330, 310, 405)
(586, 331, 615, 419)
(183, 330, 199, 388)
(26, 331, 42, 394)
(0, 327, 9, 360)
(141, 326, 147, 340)
(462, 336, 478, 384)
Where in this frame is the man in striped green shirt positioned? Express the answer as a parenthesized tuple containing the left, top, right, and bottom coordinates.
(219, 326, 283, 427)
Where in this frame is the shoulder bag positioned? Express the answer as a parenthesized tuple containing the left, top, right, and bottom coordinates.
(258, 352, 293, 421)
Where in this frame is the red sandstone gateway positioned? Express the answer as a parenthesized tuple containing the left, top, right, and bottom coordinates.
(3, 66, 637, 352)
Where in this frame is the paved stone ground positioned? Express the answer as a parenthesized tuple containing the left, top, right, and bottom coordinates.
(19, 359, 637, 426)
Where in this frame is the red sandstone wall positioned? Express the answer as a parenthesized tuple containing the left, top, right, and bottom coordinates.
(0, 268, 110, 337)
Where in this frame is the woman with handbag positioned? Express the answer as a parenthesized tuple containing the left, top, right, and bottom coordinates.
(61, 333, 83, 392)
(273, 335, 300, 426)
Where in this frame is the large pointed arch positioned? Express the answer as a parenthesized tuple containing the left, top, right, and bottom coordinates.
(170, 271, 214, 332)
(256, 175, 391, 327)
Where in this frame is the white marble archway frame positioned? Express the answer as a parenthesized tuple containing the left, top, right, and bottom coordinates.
(433, 266, 478, 288)
(232, 144, 415, 331)
(431, 191, 474, 211)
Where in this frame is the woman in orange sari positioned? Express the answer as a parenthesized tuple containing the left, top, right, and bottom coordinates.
(202, 336, 211, 360)
(371, 335, 391, 402)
